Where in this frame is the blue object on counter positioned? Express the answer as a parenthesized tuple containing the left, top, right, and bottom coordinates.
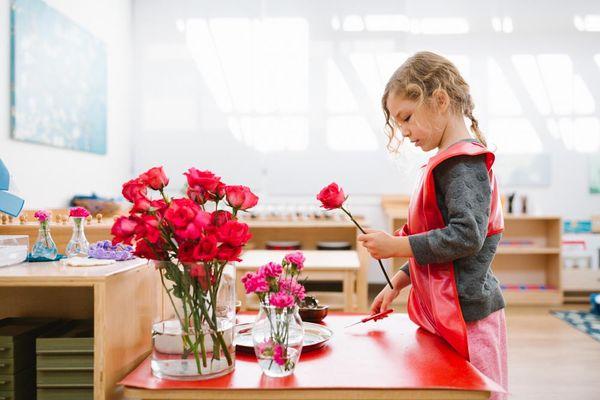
(591, 293, 600, 315)
(27, 254, 66, 262)
(563, 220, 592, 233)
(0, 159, 25, 217)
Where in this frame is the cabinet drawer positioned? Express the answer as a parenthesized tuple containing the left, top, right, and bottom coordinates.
(563, 268, 600, 290)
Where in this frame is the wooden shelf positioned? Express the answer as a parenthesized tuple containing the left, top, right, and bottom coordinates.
(501, 288, 562, 305)
(383, 200, 563, 306)
(496, 247, 561, 255)
(0, 259, 160, 400)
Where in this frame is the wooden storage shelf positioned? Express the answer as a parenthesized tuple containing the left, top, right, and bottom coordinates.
(0, 259, 160, 400)
(383, 201, 563, 305)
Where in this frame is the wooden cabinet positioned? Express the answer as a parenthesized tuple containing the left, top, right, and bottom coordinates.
(0, 259, 160, 400)
(384, 206, 563, 305)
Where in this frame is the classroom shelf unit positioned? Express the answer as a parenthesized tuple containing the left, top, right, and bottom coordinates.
(384, 205, 563, 306)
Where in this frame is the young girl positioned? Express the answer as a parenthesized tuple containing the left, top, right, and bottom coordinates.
(357, 51, 507, 399)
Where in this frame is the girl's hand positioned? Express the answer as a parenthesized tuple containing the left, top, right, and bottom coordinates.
(370, 284, 400, 314)
(357, 229, 401, 259)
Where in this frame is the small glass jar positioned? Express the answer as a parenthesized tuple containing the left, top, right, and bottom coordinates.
(65, 217, 89, 257)
(252, 304, 304, 377)
(31, 222, 58, 259)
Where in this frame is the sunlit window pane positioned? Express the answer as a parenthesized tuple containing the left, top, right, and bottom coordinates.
(537, 54, 573, 115)
(327, 59, 358, 113)
(487, 57, 522, 115)
(327, 116, 378, 151)
(512, 55, 551, 115)
(488, 118, 543, 154)
(573, 74, 595, 114)
(233, 116, 308, 153)
(558, 118, 600, 153)
(364, 14, 410, 32)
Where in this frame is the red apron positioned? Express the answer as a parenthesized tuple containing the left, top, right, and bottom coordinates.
(396, 141, 504, 360)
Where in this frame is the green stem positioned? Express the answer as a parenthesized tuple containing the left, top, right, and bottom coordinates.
(340, 207, 394, 290)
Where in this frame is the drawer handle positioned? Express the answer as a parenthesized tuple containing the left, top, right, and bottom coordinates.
(0, 380, 6, 384)
(0, 348, 6, 351)
(0, 363, 5, 367)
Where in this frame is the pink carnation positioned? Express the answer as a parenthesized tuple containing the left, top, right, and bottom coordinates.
(279, 277, 306, 301)
(258, 262, 283, 278)
(69, 207, 90, 218)
(34, 210, 51, 222)
(241, 272, 269, 294)
(256, 339, 274, 356)
(284, 251, 305, 270)
(269, 291, 295, 308)
(273, 343, 286, 366)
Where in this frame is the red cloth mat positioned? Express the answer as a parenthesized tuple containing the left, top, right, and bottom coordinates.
(120, 313, 504, 393)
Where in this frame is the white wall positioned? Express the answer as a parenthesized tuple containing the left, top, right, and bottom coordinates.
(0, 0, 133, 208)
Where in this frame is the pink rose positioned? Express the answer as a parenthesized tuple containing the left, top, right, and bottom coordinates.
(216, 244, 243, 262)
(122, 178, 148, 203)
(164, 199, 210, 240)
(284, 251, 305, 270)
(69, 207, 90, 218)
(211, 210, 233, 227)
(225, 185, 259, 211)
(269, 291, 295, 308)
(111, 216, 138, 245)
(216, 220, 251, 247)
(184, 168, 222, 193)
(316, 183, 346, 210)
(139, 166, 169, 190)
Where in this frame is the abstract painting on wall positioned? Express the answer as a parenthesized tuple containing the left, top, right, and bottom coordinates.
(10, 0, 107, 154)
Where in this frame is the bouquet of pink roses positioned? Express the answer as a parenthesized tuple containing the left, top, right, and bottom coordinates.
(112, 166, 258, 378)
(242, 251, 306, 376)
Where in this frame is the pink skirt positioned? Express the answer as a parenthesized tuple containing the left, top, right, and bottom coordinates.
(466, 308, 508, 400)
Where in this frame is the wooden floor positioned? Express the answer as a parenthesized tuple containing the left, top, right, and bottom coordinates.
(385, 302, 600, 399)
(505, 304, 600, 400)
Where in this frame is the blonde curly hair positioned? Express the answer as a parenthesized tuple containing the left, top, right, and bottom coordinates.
(382, 51, 485, 152)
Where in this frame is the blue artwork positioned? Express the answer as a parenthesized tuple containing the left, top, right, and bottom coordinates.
(10, 0, 107, 154)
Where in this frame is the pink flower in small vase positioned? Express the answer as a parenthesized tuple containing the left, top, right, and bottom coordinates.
(269, 291, 295, 308)
(34, 210, 51, 223)
(258, 262, 283, 279)
(284, 251, 305, 271)
(273, 343, 287, 366)
(256, 339, 274, 356)
(279, 277, 306, 302)
(242, 272, 269, 294)
(69, 207, 90, 218)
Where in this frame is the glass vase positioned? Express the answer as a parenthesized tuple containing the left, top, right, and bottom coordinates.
(65, 217, 89, 257)
(30, 223, 58, 259)
(252, 304, 304, 377)
(151, 261, 236, 380)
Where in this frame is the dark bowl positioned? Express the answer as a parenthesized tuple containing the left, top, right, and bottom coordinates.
(299, 305, 329, 323)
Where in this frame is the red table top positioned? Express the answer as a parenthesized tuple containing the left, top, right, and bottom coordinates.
(120, 313, 504, 394)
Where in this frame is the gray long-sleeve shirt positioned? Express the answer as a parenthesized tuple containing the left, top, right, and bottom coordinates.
(401, 146, 505, 322)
